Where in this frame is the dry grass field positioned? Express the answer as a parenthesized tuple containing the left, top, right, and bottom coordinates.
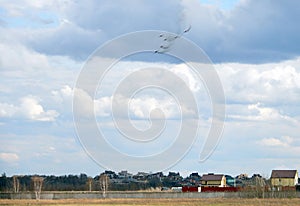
(0, 198, 299, 206)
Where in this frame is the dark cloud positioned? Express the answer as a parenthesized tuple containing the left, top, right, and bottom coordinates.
(62, 0, 184, 34)
(26, 0, 185, 60)
(222, 0, 300, 63)
(27, 22, 106, 60)
(19, 0, 300, 63)
(182, 0, 300, 63)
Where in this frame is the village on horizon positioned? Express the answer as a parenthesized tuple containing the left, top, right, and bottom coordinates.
(1, 169, 299, 194)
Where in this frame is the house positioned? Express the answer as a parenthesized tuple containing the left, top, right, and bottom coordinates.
(270, 170, 298, 189)
(133, 172, 149, 181)
(147, 172, 164, 180)
(103, 170, 118, 179)
(166, 172, 182, 182)
(118, 170, 133, 180)
(236, 173, 248, 180)
(201, 173, 226, 187)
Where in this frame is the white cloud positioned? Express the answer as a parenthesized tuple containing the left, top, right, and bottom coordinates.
(170, 64, 202, 92)
(20, 96, 59, 121)
(218, 58, 300, 127)
(72, 88, 94, 117)
(74, 90, 192, 119)
(0, 38, 81, 103)
(217, 59, 300, 105)
(128, 96, 179, 119)
(51, 85, 73, 104)
(1, 0, 300, 175)
(71, 60, 206, 120)
(247, 103, 291, 121)
(54, 86, 112, 118)
(258, 136, 294, 148)
(260, 138, 286, 147)
(0, 41, 51, 75)
(0, 103, 17, 117)
(0, 96, 59, 121)
(0, 152, 19, 163)
(227, 102, 298, 124)
(94, 96, 112, 117)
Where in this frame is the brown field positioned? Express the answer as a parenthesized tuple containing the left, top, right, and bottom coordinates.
(0, 198, 300, 206)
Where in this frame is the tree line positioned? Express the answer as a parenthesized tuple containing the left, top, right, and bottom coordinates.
(0, 171, 191, 192)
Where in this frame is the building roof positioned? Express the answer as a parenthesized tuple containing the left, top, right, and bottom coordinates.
(201, 174, 224, 181)
(271, 170, 297, 178)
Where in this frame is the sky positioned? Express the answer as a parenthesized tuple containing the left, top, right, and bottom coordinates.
(0, 0, 300, 178)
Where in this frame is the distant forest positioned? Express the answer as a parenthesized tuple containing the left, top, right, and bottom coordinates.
(0, 171, 191, 192)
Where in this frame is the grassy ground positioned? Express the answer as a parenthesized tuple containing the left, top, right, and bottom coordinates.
(0, 198, 300, 206)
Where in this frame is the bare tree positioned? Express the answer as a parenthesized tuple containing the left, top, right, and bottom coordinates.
(13, 175, 20, 193)
(255, 176, 266, 198)
(31, 176, 44, 200)
(87, 177, 93, 192)
(99, 174, 109, 198)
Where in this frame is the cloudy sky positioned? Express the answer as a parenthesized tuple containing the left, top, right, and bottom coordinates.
(1, 0, 300, 178)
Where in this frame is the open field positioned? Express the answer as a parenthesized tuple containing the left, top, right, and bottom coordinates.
(0, 198, 300, 206)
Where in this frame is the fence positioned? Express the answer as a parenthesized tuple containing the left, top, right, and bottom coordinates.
(0, 191, 299, 199)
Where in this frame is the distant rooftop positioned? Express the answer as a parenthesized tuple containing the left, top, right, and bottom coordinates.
(271, 170, 297, 178)
(201, 174, 224, 181)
